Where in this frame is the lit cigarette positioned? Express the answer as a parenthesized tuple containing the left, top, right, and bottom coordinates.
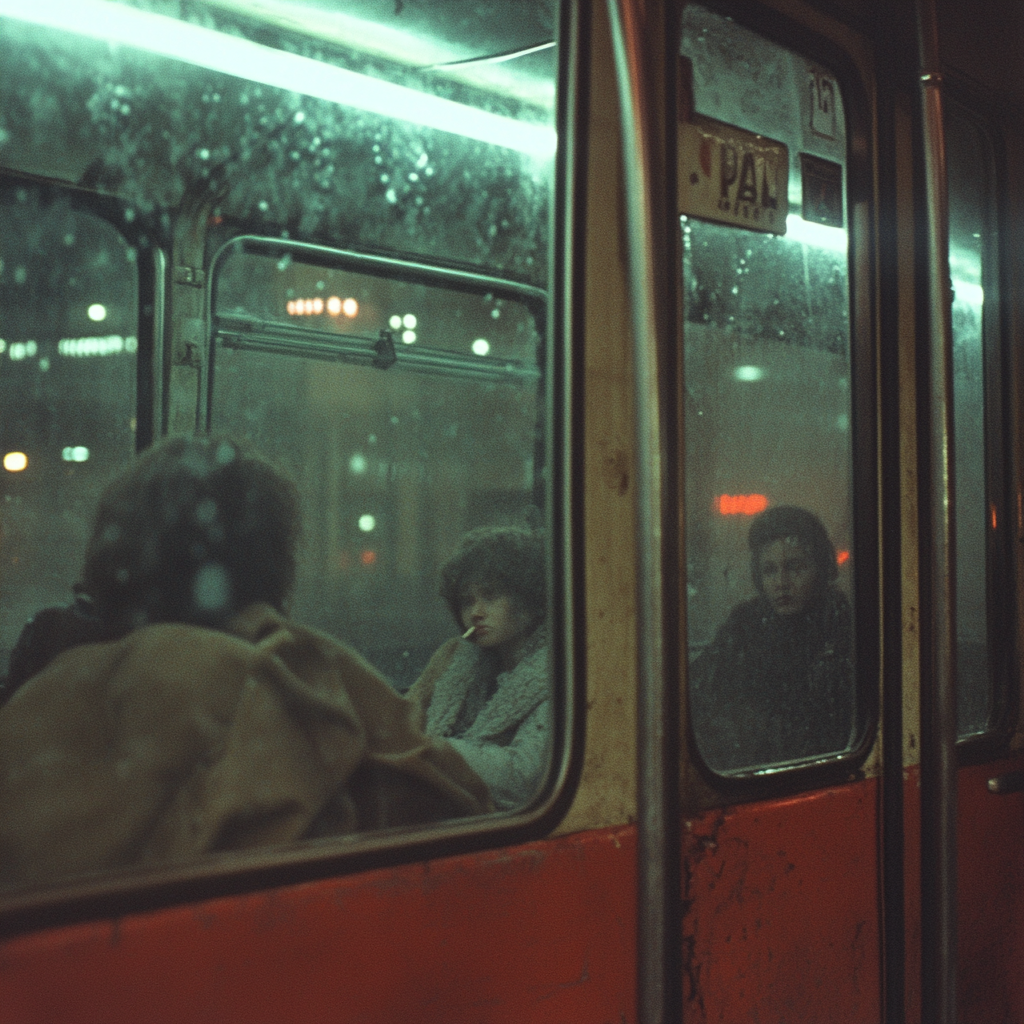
(462, 625, 476, 639)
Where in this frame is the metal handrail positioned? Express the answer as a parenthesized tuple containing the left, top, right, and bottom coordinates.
(606, 1, 682, 1022)
(915, 0, 958, 1020)
(214, 315, 541, 383)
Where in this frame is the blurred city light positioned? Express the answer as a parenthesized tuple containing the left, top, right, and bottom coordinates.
(734, 365, 764, 382)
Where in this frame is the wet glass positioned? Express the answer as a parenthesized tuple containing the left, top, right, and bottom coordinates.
(0, 0, 560, 892)
(946, 106, 996, 739)
(210, 241, 544, 690)
(0, 187, 138, 669)
(681, 6, 858, 774)
(0, 0, 556, 287)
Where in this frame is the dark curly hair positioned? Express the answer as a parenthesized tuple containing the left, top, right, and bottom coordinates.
(748, 505, 838, 594)
(80, 434, 301, 630)
(438, 526, 546, 630)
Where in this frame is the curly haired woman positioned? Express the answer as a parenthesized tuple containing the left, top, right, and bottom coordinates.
(409, 526, 551, 811)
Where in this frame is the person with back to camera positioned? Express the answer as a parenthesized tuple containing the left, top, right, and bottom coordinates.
(0, 434, 491, 891)
(689, 505, 855, 772)
(408, 526, 551, 811)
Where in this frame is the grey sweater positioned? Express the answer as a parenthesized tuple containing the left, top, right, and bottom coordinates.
(411, 628, 551, 811)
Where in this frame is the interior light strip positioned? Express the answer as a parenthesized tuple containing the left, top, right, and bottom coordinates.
(0, 0, 556, 159)
(784, 214, 847, 252)
(782, 217, 985, 305)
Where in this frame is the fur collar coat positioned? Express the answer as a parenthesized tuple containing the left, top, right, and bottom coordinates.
(410, 627, 551, 811)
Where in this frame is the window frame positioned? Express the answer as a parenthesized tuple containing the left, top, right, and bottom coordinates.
(0, 173, 160, 453)
(679, 0, 880, 804)
(0, 0, 585, 937)
(942, 90, 1019, 762)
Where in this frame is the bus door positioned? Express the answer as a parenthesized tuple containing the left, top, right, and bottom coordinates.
(672, 7, 881, 1020)
(611, 1, 882, 1016)
(929, 93, 1024, 1024)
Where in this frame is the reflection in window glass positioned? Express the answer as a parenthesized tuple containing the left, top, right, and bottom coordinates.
(0, 187, 138, 670)
(0, 2, 556, 288)
(0, 0, 560, 891)
(947, 107, 995, 738)
(210, 243, 551, 809)
(682, 7, 858, 774)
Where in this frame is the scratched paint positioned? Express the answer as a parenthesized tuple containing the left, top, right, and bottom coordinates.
(682, 782, 881, 1023)
(0, 828, 639, 1024)
(0, 782, 884, 1024)
(1, 766, 1018, 1024)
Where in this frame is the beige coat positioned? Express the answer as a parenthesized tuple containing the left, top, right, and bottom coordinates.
(0, 604, 491, 890)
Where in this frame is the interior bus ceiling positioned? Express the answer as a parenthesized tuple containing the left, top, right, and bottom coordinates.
(192, 0, 557, 106)
(1, 0, 558, 231)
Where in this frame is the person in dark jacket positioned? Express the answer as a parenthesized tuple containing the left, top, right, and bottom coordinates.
(689, 505, 855, 773)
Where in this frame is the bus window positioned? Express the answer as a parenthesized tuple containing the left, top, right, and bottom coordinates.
(0, 185, 138, 677)
(680, 7, 860, 775)
(946, 104, 1002, 740)
(0, 0, 560, 894)
(0, 2, 556, 286)
(208, 239, 545, 693)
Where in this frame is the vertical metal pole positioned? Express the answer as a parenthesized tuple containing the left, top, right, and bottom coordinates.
(915, 0, 958, 1020)
(605, 2, 682, 1022)
(876, 8, 906, 1018)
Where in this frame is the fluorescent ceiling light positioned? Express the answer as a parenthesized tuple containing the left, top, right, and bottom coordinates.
(734, 365, 764, 382)
(952, 282, 984, 308)
(0, 0, 556, 159)
(949, 247, 981, 287)
(200, 0, 557, 107)
(784, 215, 847, 253)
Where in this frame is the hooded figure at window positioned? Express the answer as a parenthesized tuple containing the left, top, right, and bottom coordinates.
(0, 435, 491, 891)
(689, 505, 855, 773)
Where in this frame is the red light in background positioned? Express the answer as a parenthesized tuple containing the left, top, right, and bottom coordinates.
(360, 550, 377, 566)
(716, 494, 768, 516)
(836, 549, 850, 566)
